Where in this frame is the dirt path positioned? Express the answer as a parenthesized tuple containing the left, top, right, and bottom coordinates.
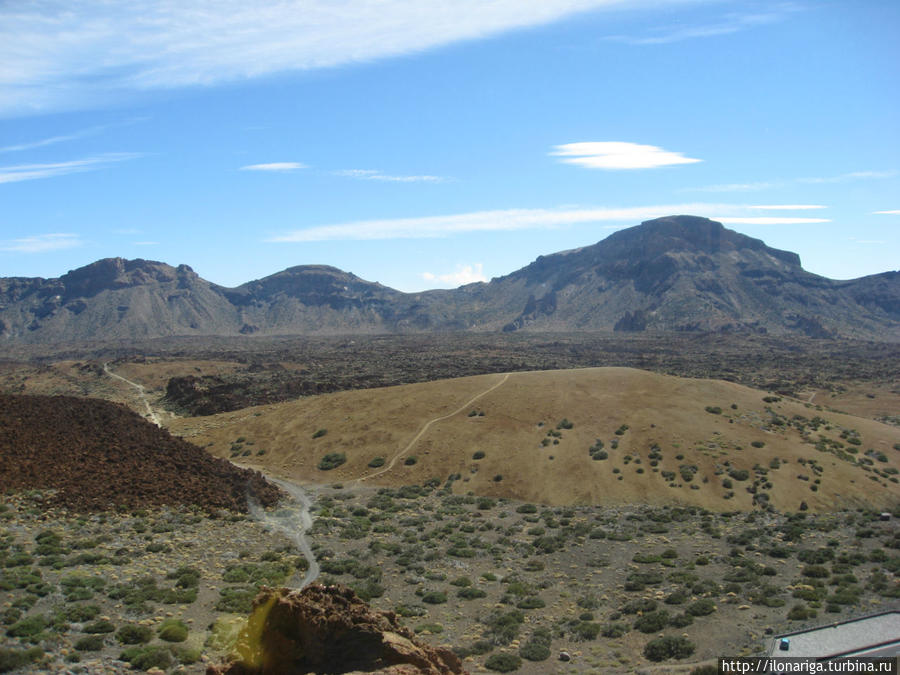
(249, 476, 320, 588)
(358, 372, 511, 483)
(103, 362, 161, 426)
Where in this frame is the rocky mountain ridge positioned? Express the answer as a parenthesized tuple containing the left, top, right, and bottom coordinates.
(2, 216, 897, 342)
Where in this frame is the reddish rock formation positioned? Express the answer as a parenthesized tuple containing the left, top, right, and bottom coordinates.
(207, 584, 467, 675)
(0, 394, 281, 512)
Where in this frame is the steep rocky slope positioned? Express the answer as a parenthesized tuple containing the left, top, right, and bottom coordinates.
(0, 393, 281, 511)
(2, 216, 897, 342)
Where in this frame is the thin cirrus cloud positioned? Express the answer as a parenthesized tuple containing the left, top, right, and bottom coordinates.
(422, 263, 488, 287)
(687, 170, 897, 193)
(551, 142, 702, 170)
(0, 233, 82, 253)
(333, 169, 446, 183)
(240, 162, 307, 172)
(746, 204, 825, 210)
(0, 153, 141, 184)
(605, 4, 801, 45)
(873, 210, 900, 215)
(268, 203, 829, 242)
(0, 0, 660, 116)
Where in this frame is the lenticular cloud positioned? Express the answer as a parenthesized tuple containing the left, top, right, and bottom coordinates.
(551, 142, 702, 170)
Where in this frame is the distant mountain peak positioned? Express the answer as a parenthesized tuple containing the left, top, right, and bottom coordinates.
(1, 216, 897, 342)
(606, 215, 801, 267)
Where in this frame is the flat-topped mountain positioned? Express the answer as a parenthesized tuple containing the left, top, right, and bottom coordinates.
(1, 216, 897, 343)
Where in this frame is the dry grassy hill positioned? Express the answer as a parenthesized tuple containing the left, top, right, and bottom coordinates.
(168, 367, 900, 512)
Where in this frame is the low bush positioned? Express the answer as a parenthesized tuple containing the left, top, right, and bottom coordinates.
(116, 624, 152, 645)
(644, 635, 696, 662)
(485, 652, 522, 672)
(318, 453, 346, 471)
(157, 618, 188, 642)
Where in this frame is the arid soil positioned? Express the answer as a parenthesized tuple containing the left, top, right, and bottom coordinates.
(171, 368, 900, 512)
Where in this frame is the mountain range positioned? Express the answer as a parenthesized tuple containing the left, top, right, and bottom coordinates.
(2, 215, 898, 343)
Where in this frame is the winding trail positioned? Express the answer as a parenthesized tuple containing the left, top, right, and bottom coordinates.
(103, 362, 161, 427)
(358, 372, 511, 484)
(249, 476, 320, 588)
(104, 362, 319, 587)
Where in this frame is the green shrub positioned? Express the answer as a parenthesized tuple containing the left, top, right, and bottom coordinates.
(119, 645, 173, 670)
(482, 610, 524, 645)
(634, 610, 669, 633)
(83, 619, 115, 634)
(519, 640, 550, 661)
(421, 591, 447, 604)
(172, 644, 202, 664)
(485, 652, 522, 672)
(705, 406, 722, 415)
(516, 596, 545, 609)
(312, 428, 328, 439)
(519, 628, 551, 661)
(644, 635, 696, 662)
(318, 453, 346, 471)
(787, 604, 816, 621)
(686, 598, 716, 616)
(601, 622, 629, 638)
(458, 587, 486, 600)
(216, 586, 257, 613)
(473, 451, 486, 460)
(6, 615, 47, 640)
(571, 621, 601, 641)
(368, 456, 385, 468)
(74, 635, 105, 652)
(0, 647, 43, 672)
(405, 456, 418, 466)
(157, 618, 188, 642)
(116, 624, 152, 645)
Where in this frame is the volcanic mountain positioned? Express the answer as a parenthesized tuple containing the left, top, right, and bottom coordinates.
(1, 216, 897, 342)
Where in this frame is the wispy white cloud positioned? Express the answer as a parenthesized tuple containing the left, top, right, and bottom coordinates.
(873, 210, 900, 215)
(685, 181, 779, 193)
(240, 162, 307, 172)
(746, 204, 826, 210)
(687, 170, 896, 193)
(422, 263, 487, 287)
(798, 170, 898, 184)
(0, 233, 82, 253)
(268, 203, 830, 242)
(333, 169, 446, 183)
(851, 239, 887, 245)
(0, 153, 141, 184)
(0, 0, 661, 116)
(551, 142, 701, 170)
(606, 3, 802, 45)
(133, 241, 159, 246)
(0, 118, 148, 153)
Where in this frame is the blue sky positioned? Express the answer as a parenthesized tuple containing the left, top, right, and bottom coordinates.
(1, 0, 898, 291)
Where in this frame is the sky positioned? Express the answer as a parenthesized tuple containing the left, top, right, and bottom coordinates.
(1, 0, 898, 292)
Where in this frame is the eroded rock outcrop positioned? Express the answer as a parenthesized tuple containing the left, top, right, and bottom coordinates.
(207, 584, 466, 675)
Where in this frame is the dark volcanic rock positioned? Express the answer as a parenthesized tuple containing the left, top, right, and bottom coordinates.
(208, 584, 466, 675)
(0, 394, 281, 512)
